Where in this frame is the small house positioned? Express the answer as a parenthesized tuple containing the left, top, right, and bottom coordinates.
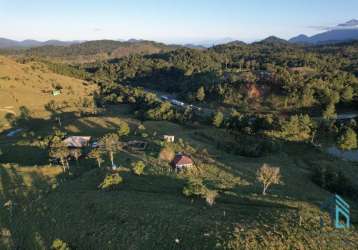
(52, 90, 61, 96)
(62, 136, 91, 148)
(172, 153, 194, 171)
(163, 135, 175, 143)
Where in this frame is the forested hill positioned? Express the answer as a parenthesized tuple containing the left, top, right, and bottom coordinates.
(0, 40, 181, 63)
(82, 40, 358, 115)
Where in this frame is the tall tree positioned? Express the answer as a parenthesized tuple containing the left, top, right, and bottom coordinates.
(196, 86, 205, 102)
(45, 100, 62, 127)
(49, 141, 70, 172)
(212, 111, 224, 128)
(322, 102, 337, 120)
(72, 148, 82, 164)
(256, 164, 281, 195)
(99, 133, 120, 167)
(88, 148, 104, 168)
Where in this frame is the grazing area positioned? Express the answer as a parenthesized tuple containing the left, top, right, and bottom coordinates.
(0, 56, 96, 132)
(0, 93, 358, 248)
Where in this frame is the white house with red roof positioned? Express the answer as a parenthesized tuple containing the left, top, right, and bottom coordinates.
(172, 153, 194, 171)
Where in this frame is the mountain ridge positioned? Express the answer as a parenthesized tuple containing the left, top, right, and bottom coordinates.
(0, 38, 81, 49)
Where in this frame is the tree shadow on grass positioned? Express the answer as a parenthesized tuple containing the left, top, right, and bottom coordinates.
(0, 144, 49, 166)
(0, 162, 306, 250)
(0, 164, 57, 249)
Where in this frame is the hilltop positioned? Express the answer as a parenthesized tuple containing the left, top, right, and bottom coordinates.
(0, 56, 96, 131)
(0, 40, 181, 63)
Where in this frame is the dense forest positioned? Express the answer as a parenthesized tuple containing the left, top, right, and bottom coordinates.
(74, 39, 358, 117)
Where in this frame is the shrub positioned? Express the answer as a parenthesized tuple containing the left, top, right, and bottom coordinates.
(51, 239, 70, 250)
(182, 178, 218, 206)
(337, 127, 357, 150)
(117, 121, 130, 137)
(204, 189, 218, 206)
(182, 178, 208, 197)
(146, 101, 175, 121)
(159, 147, 175, 162)
(212, 111, 224, 128)
(98, 173, 123, 190)
(132, 161, 145, 175)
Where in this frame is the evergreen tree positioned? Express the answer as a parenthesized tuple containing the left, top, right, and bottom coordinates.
(99, 133, 120, 167)
(323, 102, 337, 120)
(212, 111, 224, 128)
(341, 86, 354, 102)
(196, 86, 205, 102)
(338, 128, 357, 150)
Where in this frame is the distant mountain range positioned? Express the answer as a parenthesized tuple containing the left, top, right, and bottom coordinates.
(289, 19, 358, 44)
(0, 38, 81, 49)
(1, 19, 358, 50)
(0, 37, 236, 50)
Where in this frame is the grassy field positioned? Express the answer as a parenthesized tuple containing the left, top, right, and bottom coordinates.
(0, 101, 358, 249)
(0, 56, 96, 132)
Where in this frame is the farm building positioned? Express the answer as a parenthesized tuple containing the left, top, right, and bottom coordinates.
(62, 136, 91, 148)
(52, 90, 61, 96)
(172, 153, 194, 171)
(163, 135, 175, 142)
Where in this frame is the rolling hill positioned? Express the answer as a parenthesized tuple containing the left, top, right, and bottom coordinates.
(0, 56, 96, 131)
(1, 40, 181, 63)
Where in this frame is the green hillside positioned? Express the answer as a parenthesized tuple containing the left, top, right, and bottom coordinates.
(0, 101, 357, 249)
(1, 40, 180, 63)
(0, 56, 97, 132)
(0, 41, 358, 249)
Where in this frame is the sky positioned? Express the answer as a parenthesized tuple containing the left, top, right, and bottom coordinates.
(0, 0, 357, 44)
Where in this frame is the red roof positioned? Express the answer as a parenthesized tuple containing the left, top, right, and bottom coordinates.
(63, 136, 91, 148)
(172, 154, 193, 166)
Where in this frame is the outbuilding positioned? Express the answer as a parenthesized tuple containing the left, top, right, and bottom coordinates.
(163, 135, 175, 143)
